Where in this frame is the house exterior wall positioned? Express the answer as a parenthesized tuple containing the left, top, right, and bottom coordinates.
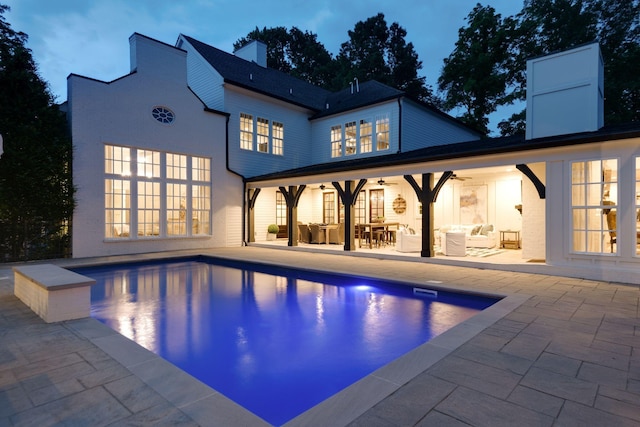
(180, 37, 226, 110)
(225, 88, 314, 177)
(310, 102, 400, 163)
(68, 34, 242, 258)
(522, 162, 546, 260)
(545, 138, 640, 284)
(401, 101, 481, 151)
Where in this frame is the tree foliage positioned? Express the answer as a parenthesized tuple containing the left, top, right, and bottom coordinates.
(0, 4, 74, 261)
(435, 0, 640, 136)
(234, 26, 336, 88)
(592, 0, 640, 124)
(235, 13, 436, 104)
(438, 4, 516, 135)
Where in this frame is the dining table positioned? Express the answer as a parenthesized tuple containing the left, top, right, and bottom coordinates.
(318, 224, 338, 243)
(356, 222, 399, 249)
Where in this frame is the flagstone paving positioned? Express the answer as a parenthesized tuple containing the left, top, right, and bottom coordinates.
(1, 247, 639, 426)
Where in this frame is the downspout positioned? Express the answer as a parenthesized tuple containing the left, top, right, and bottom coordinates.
(397, 97, 403, 153)
(223, 114, 248, 245)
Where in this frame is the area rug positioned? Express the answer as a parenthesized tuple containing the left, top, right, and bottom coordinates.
(434, 246, 506, 257)
(465, 247, 506, 257)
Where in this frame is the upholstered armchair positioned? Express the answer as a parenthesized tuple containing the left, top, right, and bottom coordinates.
(298, 223, 311, 243)
(309, 224, 325, 244)
(328, 222, 344, 244)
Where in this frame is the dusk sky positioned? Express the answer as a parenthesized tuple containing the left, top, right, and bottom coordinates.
(4, 0, 525, 133)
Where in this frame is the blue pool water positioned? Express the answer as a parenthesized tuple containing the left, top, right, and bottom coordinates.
(75, 257, 498, 425)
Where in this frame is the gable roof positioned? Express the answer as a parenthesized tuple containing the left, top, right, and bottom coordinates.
(181, 35, 480, 134)
(181, 35, 331, 111)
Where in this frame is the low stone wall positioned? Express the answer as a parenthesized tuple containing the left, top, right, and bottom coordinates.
(13, 264, 96, 323)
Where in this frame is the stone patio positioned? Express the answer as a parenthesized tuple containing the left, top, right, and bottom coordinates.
(1, 247, 639, 426)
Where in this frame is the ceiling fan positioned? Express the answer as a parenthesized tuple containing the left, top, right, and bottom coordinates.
(450, 174, 472, 181)
(377, 178, 397, 186)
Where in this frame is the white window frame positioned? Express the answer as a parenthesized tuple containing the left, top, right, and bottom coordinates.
(240, 113, 254, 150)
(104, 144, 211, 240)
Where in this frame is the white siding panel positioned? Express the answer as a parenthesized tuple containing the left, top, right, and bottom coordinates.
(69, 36, 241, 258)
(401, 101, 480, 151)
(226, 90, 313, 177)
(182, 38, 225, 110)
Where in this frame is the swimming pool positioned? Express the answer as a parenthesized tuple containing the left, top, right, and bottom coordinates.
(75, 257, 498, 425)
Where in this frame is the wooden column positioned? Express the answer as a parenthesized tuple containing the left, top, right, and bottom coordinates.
(333, 179, 367, 251)
(279, 185, 306, 246)
(247, 188, 261, 243)
(404, 172, 452, 257)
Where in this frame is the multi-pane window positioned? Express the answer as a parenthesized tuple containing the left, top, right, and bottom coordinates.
(571, 159, 618, 254)
(192, 185, 210, 235)
(360, 119, 372, 153)
(376, 114, 390, 151)
(331, 125, 342, 158)
(369, 189, 385, 221)
(138, 181, 160, 236)
(104, 144, 211, 239)
(192, 156, 210, 182)
(330, 113, 390, 157)
(137, 149, 160, 178)
(167, 183, 187, 236)
(105, 179, 130, 238)
(240, 113, 284, 155)
(355, 191, 366, 224)
(276, 191, 286, 226)
(323, 192, 336, 224)
(192, 156, 211, 235)
(345, 121, 357, 155)
(240, 113, 253, 150)
(257, 117, 269, 153)
(273, 121, 284, 156)
(105, 145, 131, 176)
(167, 153, 187, 180)
(105, 145, 131, 238)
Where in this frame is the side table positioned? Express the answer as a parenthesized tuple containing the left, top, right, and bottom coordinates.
(500, 230, 521, 249)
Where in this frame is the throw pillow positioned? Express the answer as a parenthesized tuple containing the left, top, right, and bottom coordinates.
(480, 224, 494, 235)
(471, 225, 482, 235)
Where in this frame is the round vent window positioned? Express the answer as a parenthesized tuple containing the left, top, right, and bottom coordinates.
(152, 106, 175, 124)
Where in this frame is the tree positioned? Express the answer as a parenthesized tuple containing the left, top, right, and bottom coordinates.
(438, 4, 516, 135)
(591, 0, 640, 124)
(0, 4, 75, 261)
(496, 0, 599, 134)
(235, 14, 436, 104)
(337, 13, 435, 103)
(497, 0, 639, 134)
(234, 26, 336, 88)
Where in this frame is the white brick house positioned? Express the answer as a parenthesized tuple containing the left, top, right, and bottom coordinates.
(67, 35, 640, 284)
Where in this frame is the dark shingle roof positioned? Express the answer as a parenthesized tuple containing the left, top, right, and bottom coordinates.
(181, 35, 478, 133)
(182, 35, 331, 111)
(312, 80, 404, 119)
